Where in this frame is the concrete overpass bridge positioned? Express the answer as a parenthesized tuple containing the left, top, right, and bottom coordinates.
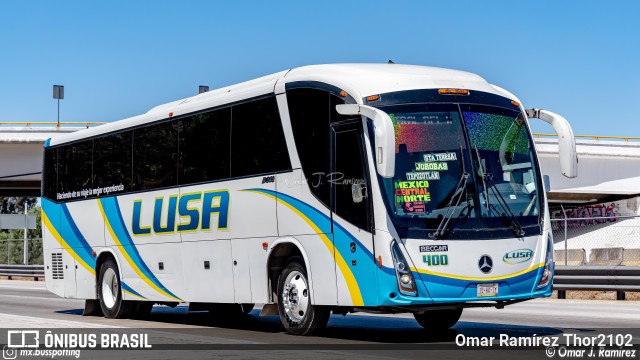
(536, 134, 640, 204)
(1, 122, 639, 204)
(0, 122, 103, 196)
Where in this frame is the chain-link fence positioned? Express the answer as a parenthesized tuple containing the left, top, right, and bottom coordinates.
(0, 238, 43, 265)
(551, 214, 640, 266)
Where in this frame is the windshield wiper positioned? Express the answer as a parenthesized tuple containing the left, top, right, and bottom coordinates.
(473, 147, 525, 237)
(474, 147, 490, 211)
(429, 172, 469, 239)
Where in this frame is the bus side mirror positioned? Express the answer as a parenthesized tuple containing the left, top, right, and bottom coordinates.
(526, 109, 578, 178)
(351, 183, 367, 203)
(336, 104, 396, 178)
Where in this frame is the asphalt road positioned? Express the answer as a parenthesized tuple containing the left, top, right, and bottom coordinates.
(1, 280, 640, 360)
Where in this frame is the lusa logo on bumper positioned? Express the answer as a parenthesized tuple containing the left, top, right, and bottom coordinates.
(503, 249, 534, 264)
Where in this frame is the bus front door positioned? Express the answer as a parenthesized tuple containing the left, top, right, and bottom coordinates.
(330, 120, 376, 306)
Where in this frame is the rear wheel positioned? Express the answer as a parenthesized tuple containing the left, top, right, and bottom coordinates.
(98, 258, 134, 318)
(277, 257, 330, 336)
(413, 308, 463, 331)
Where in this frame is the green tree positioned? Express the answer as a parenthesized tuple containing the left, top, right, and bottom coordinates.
(0, 197, 41, 264)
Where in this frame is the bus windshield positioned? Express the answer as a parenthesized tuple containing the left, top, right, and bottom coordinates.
(462, 104, 539, 224)
(376, 101, 541, 239)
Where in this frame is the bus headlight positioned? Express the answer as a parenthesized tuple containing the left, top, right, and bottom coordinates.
(390, 240, 417, 296)
(537, 234, 554, 289)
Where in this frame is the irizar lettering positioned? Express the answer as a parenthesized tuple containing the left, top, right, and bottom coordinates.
(132, 190, 229, 236)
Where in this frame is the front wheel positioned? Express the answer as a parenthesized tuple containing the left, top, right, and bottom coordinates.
(277, 257, 330, 336)
(413, 308, 463, 331)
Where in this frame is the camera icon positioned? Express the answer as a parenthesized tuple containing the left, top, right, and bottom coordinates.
(2, 345, 17, 360)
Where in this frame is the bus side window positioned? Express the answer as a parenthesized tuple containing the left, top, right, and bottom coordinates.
(133, 122, 178, 191)
(43, 147, 58, 200)
(57, 140, 93, 196)
(179, 107, 231, 185)
(230, 96, 291, 178)
(287, 88, 331, 208)
(93, 131, 133, 192)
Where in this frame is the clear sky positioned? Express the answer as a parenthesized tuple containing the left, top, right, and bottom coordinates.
(1, 1, 638, 136)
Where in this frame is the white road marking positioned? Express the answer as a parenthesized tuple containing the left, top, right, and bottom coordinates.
(0, 280, 45, 291)
(0, 313, 121, 328)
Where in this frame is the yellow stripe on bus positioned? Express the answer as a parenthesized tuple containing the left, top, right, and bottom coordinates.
(244, 190, 364, 306)
(97, 200, 181, 302)
(123, 289, 147, 300)
(410, 262, 545, 282)
(41, 211, 95, 276)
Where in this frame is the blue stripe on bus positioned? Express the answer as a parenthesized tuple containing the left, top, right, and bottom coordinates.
(121, 282, 147, 300)
(99, 197, 182, 301)
(59, 203, 96, 269)
(44, 199, 148, 299)
(246, 188, 379, 306)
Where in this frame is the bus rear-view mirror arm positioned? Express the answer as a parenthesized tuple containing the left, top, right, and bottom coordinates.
(525, 108, 578, 178)
(336, 104, 396, 178)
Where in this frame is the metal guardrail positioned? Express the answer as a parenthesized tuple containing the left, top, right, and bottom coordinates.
(554, 266, 640, 300)
(534, 133, 640, 142)
(0, 264, 44, 280)
(0, 121, 106, 129)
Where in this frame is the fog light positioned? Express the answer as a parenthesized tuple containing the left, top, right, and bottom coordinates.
(400, 274, 411, 284)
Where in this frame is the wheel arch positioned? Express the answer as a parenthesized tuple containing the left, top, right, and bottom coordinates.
(266, 237, 314, 304)
(94, 248, 123, 294)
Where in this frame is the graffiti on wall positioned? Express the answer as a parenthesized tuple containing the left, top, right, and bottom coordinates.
(551, 203, 621, 231)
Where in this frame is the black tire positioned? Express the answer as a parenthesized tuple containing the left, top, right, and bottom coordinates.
(413, 308, 463, 331)
(277, 257, 330, 336)
(97, 258, 134, 319)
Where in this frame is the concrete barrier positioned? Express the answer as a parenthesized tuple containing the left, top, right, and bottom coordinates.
(623, 249, 640, 266)
(587, 247, 624, 266)
(554, 249, 586, 266)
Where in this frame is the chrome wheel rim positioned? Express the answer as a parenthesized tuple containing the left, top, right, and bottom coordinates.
(282, 270, 309, 323)
(101, 268, 118, 309)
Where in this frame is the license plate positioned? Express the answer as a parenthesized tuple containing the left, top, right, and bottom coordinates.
(477, 283, 498, 297)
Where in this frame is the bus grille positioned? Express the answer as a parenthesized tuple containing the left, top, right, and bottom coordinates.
(51, 253, 64, 280)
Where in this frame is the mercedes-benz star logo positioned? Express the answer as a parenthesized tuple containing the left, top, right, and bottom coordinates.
(478, 255, 493, 274)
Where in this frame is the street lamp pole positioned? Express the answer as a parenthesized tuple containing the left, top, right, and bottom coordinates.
(53, 85, 64, 128)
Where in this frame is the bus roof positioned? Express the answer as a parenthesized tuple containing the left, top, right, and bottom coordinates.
(48, 63, 508, 146)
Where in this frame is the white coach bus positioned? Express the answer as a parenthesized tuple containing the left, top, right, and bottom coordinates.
(42, 64, 577, 335)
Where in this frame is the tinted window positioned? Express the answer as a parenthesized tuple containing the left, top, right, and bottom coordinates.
(57, 140, 93, 197)
(287, 88, 331, 207)
(230, 97, 291, 177)
(43, 148, 57, 200)
(93, 131, 132, 193)
(133, 121, 178, 191)
(179, 108, 231, 184)
(332, 121, 370, 230)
